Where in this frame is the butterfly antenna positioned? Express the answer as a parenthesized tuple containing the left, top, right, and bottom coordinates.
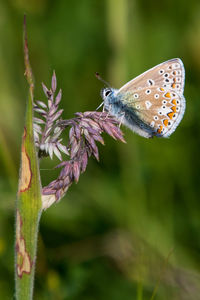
(95, 72, 110, 87)
(96, 101, 104, 110)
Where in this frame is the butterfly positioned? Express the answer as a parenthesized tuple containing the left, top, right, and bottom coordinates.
(99, 58, 186, 138)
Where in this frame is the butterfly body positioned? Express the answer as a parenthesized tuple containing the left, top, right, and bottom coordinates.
(101, 58, 186, 138)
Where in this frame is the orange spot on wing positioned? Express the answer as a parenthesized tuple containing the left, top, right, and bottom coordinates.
(163, 119, 169, 126)
(157, 125, 163, 134)
(160, 88, 164, 91)
(172, 83, 176, 88)
(171, 106, 176, 112)
(165, 92, 171, 98)
(167, 112, 174, 119)
(172, 99, 176, 105)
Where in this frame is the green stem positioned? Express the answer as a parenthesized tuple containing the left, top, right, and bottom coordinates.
(15, 15, 42, 300)
(106, 0, 128, 85)
(137, 281, 143, 300)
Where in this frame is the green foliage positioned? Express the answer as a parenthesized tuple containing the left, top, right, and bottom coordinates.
(0, 0, 200, 299)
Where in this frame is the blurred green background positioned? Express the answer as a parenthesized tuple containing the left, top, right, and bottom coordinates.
(0, 0, 200, 299)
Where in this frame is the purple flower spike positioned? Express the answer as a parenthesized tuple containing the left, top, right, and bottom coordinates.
(33, 72, 126, 210)
(51, 70, 57, 93)
(34, 71, 68, 161)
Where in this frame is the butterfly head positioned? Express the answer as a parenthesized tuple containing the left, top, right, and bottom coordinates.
(96, 72, 117, 108)
(101, 87, 117, 110)
(101, 87, 112, 98)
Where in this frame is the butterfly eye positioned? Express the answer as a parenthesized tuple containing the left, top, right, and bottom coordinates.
(104, 89, 112, 97)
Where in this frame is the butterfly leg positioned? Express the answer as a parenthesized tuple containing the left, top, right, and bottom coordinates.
(118, 112, 125, 128)
(100, 104, 111, 120)
(105, 110, 110, 119)
(98, 104, 106, 119)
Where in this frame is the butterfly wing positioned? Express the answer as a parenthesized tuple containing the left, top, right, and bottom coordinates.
(115, 58, 185, 137)
(119, 86, 185, 137)
(118, 58, 185, 95)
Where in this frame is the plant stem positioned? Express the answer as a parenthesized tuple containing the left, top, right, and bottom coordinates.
(137, 281, 143, 300)
(15, 15, 42, 300)
(106, 0, 128, 85)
